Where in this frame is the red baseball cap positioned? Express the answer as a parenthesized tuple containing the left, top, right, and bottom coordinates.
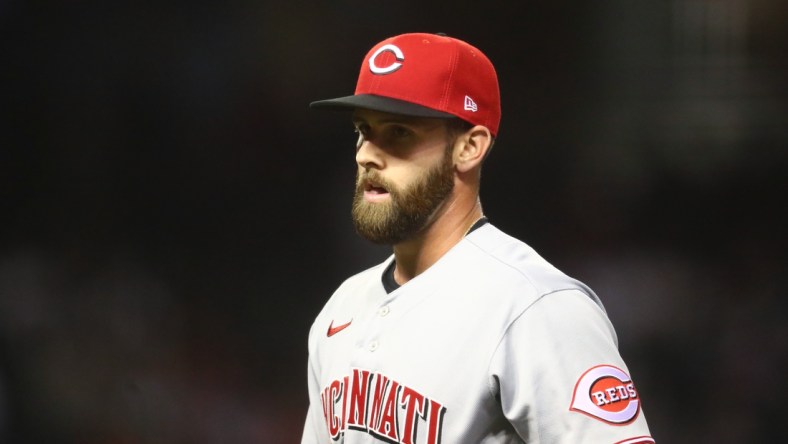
(310, 33, 501, 136)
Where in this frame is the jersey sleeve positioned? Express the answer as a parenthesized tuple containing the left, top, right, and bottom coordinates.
(301, 324, 330, 444)
(488, 289, 654, 443)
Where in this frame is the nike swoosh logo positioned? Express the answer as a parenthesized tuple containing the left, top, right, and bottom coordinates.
(327, 319, 352, 337)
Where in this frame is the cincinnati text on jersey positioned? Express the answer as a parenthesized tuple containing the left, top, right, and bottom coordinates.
(322, 368, 446, 443)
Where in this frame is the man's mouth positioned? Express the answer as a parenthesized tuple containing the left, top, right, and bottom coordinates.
(363, 179, 390, 202)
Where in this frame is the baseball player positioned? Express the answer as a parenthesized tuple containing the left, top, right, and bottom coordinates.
(302, 33, 654, 443)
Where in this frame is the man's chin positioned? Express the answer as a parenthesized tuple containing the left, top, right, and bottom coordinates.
(352, 211, 408, 245)
(353, 225, 401, 245)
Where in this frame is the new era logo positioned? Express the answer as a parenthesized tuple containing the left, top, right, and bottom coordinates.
(464, 95, 478, 112)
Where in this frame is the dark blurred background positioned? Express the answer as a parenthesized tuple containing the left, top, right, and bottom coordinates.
(1, 0, 786, 443)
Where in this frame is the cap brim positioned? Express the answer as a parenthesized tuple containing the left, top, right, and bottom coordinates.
(310, 94, 456, 119)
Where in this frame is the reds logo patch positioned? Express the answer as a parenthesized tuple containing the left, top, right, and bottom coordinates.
(570, 364, 641, 425)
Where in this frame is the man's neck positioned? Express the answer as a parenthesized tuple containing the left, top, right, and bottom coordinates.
(391, 199, 484, 286)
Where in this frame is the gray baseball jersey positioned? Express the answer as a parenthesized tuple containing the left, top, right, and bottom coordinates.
(302, 223, 654, 443)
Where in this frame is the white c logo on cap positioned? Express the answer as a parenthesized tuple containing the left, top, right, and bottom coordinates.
(368, 44, 404, 75)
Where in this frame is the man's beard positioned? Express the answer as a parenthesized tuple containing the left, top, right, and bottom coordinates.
(352, 147, 455, 245)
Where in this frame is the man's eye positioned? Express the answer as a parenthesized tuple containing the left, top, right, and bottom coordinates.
(390, 126, 411, 138)
(354, 127, 367, 149)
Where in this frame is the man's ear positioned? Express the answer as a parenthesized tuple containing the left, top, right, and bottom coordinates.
(455, 125, 493, 173)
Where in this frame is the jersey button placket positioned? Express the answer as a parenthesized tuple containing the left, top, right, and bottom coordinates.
(367, 305, 390, 352)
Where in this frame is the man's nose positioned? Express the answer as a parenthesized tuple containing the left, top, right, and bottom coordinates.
(355, 138, 385, 170)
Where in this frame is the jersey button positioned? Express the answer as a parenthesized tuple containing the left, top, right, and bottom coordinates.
(368, 340, 379, 352)
(378, 306, 390, 317)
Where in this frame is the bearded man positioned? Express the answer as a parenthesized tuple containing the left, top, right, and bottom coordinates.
(301, 33, 654, 444)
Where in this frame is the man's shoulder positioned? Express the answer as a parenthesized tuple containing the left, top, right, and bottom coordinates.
(318, 256, 391, 310)
(307, 257, 392, 340)
(464, 224, 557, 278)
(336, 256, 392, 291)
(464, 224, 602, 307)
